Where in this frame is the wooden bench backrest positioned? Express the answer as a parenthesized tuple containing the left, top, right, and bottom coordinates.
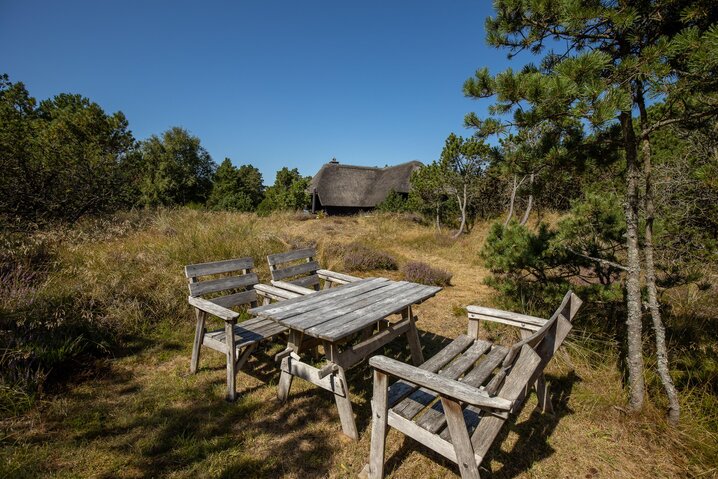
(266, 247, 321, 290)
(495, 291, 582, 404)
(184, 257, 259, 308)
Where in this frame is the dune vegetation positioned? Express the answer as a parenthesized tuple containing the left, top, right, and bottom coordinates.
(1, 209, 716, 478)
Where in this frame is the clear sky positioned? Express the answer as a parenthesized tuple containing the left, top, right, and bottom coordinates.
(1, 1, 528, 184)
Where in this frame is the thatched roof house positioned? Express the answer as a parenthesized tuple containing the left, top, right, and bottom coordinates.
(309, 159, 423, 214)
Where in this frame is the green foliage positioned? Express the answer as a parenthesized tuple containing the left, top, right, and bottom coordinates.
(376, 189, 408, 213)
(138, 127, 216, 206)
(257, 167, 310, 213)
(207, 159, 264, 212)
(0, 74, 137, 224)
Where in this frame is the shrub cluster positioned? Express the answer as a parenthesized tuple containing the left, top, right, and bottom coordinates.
(334, 242, 398, 272)
(401, 261, 452, 286)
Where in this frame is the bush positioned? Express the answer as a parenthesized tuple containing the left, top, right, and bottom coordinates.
(402, 261, 452, 286)
(339, 243, 398, 272)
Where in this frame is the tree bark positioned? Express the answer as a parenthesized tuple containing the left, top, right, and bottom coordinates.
(519, 172, 534, 226)
(504, 175, 517, 226)
(453, 183, 467, 238)
(435, 204, 441, 232)
(620, 110, 646, 412)
(638, 91, 680, 424)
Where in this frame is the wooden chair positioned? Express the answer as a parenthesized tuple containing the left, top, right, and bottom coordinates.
(363, 291, 582, 479)
(185, 256, 301, 401)
(267, 247, 360, 295)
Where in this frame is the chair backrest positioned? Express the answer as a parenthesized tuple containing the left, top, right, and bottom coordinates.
(492, 291, 582, 403)
(266, 247, 321, 290)
(184, 257, 259, 308)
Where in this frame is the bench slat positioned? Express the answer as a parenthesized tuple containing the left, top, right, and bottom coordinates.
(387, 335, 475, 407)
(185, 257, 254, 278)
(270, 260, 320, 281)
(267, 247, 316, 266)
(211, 290, 258, 308)
(393, 340, 492, 421)
(189, 273, 259, 297)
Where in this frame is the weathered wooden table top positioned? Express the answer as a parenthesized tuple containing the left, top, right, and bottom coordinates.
(248, 278, 442, 342)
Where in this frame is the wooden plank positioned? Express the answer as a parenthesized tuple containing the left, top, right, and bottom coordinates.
(468, 313, 541, 332)
(333, 363, 358, 439)
(368, 369, 389, 479)
(404, 307, 424, 365)
(442, 397, 480, 479)
(190, 310, 206, 373)
(306, 283, 428, 338)
(225, 320, 237, 401)
(267, 247, 316, 266)
(387, 335, 474, 407)
(284, 281, 409, 332)
(271, 260, 320, 281)
(188, 296, 240, 321)
(393, 340, 491, 420)
(211, 289, 258, 308)
(415, 345, 501, 433)
(336, 317, 412, 368)
(271, 280, 317, 295)
(280, 356, 346, 397)
(440, 345, 540, 443)
(312, 284, 441, 341)
(253, 280, 392, 327)
(466, 305, 546, 328)
(387, 411, 458, 463)
(461, 346, 509, 388)
(316, 269, 361, 283)
(253, 283, 302, 300)
(277, 330, 303, 402)
(370, 356, 512, 411)
(249, 278, 382, 316)
(189, 272, 259, 297)
(185, 257, 253, 278)
(287, 274, 320, 289)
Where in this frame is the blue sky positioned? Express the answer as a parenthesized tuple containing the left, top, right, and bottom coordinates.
(1, 1, 529, 184)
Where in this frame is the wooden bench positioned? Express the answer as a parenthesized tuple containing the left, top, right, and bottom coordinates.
(185, 257, 299, 401)
(267, 247, 361, 295)
(363, 290, 582, 479)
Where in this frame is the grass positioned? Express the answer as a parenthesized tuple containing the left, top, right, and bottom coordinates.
(0, 208, 716, 478)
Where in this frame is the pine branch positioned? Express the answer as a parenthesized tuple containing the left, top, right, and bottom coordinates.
(566, 247, 629, 272)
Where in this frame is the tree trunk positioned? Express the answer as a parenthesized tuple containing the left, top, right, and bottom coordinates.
(504, 175, 518, 226)
(519, 172, 534, 226)
(453, 183, 467, 238)
(435, 204, 441, 232)
(621, 110, 646, 412)
(638, 91, 680, 424)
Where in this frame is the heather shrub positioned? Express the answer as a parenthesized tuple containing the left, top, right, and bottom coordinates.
(340, 243, 398, 272)
(402, 261, 452, 286)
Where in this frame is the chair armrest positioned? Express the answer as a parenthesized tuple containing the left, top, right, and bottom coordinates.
(188, 296, 240, 322)
(270, 280, 316, 295)
(467, 305, 546, 331)
(316, 269, 361, 284)
(254, 283, 301, 300)
(369, 355, 512, 411)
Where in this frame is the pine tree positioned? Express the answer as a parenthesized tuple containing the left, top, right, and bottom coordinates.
(465, 0, 718, 421)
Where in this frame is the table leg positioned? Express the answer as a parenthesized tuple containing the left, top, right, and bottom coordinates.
(403, 306, 424, 365)
(278, 330, 303, 402)
(328, 343, 358, 440)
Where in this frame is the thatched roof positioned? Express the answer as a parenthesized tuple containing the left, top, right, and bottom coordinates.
(310, 160, 423, 208)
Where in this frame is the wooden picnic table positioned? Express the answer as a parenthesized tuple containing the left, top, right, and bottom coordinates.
(248, 277, 442, 440)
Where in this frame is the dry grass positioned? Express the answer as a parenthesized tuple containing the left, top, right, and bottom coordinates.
(0, 209, 714, 478)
